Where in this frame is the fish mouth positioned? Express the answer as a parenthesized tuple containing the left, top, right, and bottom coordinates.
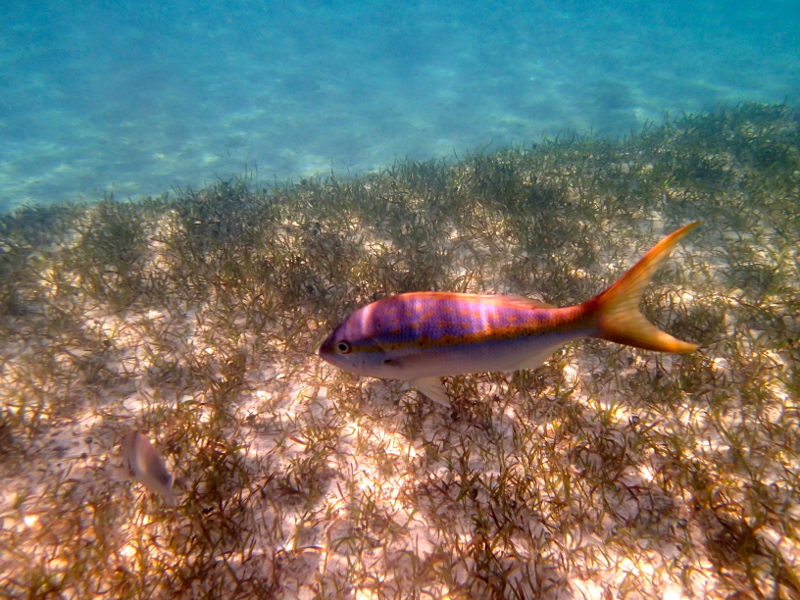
(317, 335, 335, 360)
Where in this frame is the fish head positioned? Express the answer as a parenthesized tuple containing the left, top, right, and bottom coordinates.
(318, 306, 393, 377)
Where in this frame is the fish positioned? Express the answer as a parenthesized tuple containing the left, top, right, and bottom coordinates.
(120, 431, 177, 506)
(318, 222, 699, 405)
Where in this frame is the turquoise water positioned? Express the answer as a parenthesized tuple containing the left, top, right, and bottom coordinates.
(1, 0, 798, 211)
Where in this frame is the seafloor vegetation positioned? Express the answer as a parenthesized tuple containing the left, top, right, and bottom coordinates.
(0, 103, 798, 599)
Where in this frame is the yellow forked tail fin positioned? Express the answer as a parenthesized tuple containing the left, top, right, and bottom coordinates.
(591, 222, 699, 353)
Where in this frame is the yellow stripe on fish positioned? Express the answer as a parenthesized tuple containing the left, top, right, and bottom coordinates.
(319, 222, 700, 405)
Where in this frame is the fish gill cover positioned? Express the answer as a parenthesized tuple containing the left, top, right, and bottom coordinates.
(0, 103, 799, 598)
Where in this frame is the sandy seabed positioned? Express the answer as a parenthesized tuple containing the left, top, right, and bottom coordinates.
(1, 104, 799, 599)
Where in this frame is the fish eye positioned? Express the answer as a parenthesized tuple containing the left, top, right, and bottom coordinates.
(335, 341, 351, 354)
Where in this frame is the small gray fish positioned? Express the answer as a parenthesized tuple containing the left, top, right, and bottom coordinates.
(120, 431, 176, 506)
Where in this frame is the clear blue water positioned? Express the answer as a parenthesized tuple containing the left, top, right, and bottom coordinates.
(1, 0, 798, 211)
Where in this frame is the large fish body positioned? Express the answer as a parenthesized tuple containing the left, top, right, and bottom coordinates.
(318, 222, 699, 405)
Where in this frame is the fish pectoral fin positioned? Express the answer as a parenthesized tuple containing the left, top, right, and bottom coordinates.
(107, 465, 135, 482)
(408, 377, 450, 406)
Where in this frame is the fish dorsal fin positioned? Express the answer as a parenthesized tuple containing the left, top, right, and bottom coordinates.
(496, 295, 557, 310)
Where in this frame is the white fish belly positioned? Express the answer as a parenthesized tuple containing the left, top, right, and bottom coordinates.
(384, 331, 584, 379)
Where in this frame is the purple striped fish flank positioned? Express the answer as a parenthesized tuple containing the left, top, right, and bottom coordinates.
(319, 222, 700, 406)
(339, 293, 586, 352)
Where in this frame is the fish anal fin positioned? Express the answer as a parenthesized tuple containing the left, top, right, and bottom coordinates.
(164, 476, 177, 507)
(512, 346, 559, 372)
(409, 377, 450, 406)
